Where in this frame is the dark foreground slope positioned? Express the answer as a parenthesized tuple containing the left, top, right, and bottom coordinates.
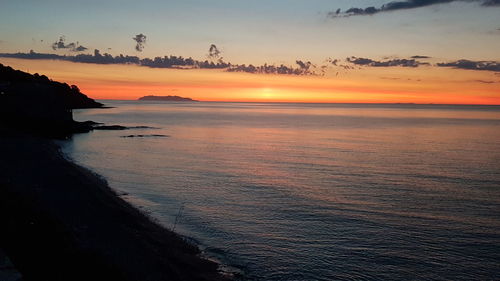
(0, 65, 228, 280)
(0, 135, 226, 281)
(0, 63, 103, 109)
(0, 63, 102, 136)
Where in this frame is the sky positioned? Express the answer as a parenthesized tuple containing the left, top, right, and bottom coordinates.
(0, 0, 499, 104)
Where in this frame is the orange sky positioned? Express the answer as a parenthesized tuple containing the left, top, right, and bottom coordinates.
(1, 58, 499, 104)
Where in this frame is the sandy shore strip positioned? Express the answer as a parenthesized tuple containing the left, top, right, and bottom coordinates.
(0, 134, 229, 281)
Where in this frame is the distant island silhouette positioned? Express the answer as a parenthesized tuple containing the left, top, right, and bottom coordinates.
(138, 95, 198, 102)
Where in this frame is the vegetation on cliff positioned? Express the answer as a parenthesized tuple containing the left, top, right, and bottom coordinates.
(0, 63, 102, 136)
(0, 63, 102, 109)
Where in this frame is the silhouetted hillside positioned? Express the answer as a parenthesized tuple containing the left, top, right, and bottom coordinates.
(0, 63, 103, 109)
(0, 64, 102, 136)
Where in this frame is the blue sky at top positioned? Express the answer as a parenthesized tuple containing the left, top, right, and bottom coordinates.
(0, 0, 499, 64)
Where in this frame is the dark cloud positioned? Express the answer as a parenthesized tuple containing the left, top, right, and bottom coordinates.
(329, 0, 499, 18)
(347, 56, 429, 67)
(437, 59, 500, 71)
(51, 36, 88, 52)
(0, 50, 315, 76)
(74, 45, 88, 52)
(325, 58, 354, 70)
(296, 60, 313, 70)
(208, 44, 221, 60)
(482, 0, 500, 5)
(411, 55, 431, 59)
(327, 58, 339, 66)
(51, 36, 78, 50)
(227, 63, 316, 75)
(6, 50, 499, 76)
(0, 50, 63, 60)
(132, 33, 147, 52)
(227, 60, 317, 75)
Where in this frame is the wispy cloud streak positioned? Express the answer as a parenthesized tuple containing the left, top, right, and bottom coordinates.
(329, 0, 500, 18)
(437, 59, 500, 71)
(347, 56, 429, 67)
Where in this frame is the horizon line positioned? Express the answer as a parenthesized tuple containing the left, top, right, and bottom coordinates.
(95, 99, 500, 107)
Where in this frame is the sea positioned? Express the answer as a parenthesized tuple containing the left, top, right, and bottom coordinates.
(60, 101, 500, 280)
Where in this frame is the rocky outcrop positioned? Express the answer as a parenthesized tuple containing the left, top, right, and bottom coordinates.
(0, 64, 103, 137)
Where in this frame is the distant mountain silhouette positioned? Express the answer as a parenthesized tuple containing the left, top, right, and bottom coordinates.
(0, 63, 103, 136)
(138, 95, 197, 102)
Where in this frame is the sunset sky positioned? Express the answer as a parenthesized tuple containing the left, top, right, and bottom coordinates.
(1, 0, 499, 104)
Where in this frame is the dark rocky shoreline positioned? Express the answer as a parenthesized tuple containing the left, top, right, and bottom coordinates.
(0, 134, 228, 281)
(0, 64, 229, 280)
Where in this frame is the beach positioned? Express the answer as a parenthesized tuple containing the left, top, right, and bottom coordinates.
(0, 132, 227, 281)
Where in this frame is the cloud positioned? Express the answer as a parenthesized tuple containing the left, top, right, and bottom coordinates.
(51, 36, 77, 50)
(227, 60, 317, 75)
(326, 58, 339, 66)
(0, 50, 315, 76)
(325, 57, 355, 71)
(437, 59, 500, 71)
(51, 36, 88, 52)
(345, 56, 500, 72)
(132, 33, 147, 52)
(346, 56, 429, 67)
(411, 55, 431, 59)
(0, 49, 63, 60)
(295, 60, 313, 71)
(329, 0, 500, 18)
(227, 63, 316, 75)
(208, 44, 221, 60)
(74, 45, 88, 52)
(482, 0, 500, 5)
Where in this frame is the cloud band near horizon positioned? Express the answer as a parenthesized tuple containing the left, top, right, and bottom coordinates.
(0, 49, 318, 76)
(1, 51, 499, 76)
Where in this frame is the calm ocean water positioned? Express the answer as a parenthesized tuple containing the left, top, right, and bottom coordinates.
(61, 101, 500, 280)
